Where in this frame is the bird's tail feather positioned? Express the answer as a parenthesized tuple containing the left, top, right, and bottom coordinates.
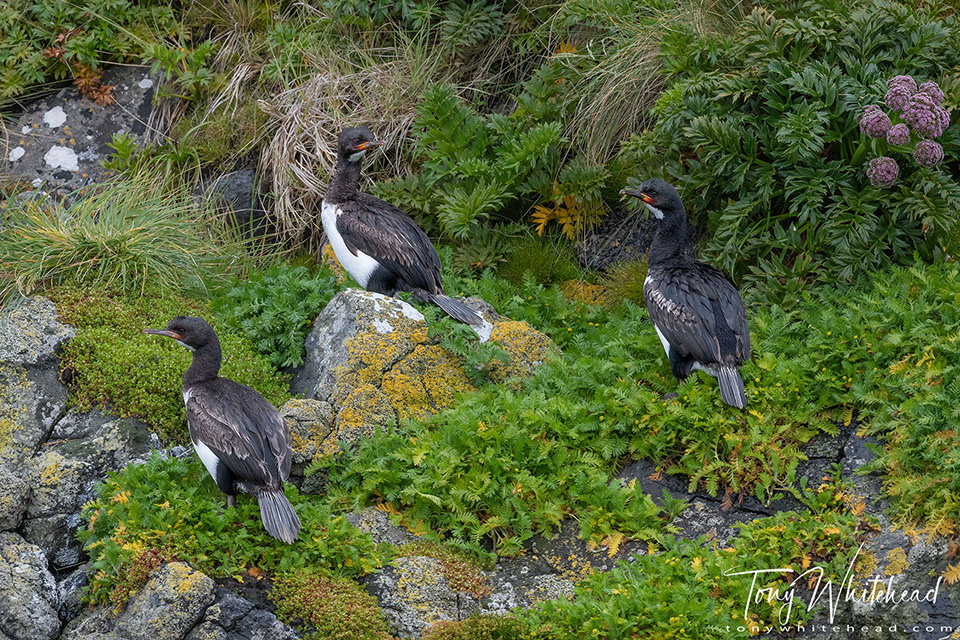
(429, 293, 483, 326)
(717, 367, 747, 409)
(256, 490, 301, 544)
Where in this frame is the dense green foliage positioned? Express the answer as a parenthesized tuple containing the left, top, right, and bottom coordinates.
(632, 0, 960, 301)
(53, 287, 290, 442)
(79, 454, 383, 609)
(272, 570, 392, 640)
(423, 614, 526, 640)
(0, 0, 175, 106)
(521, 510, 870, 638)
(212, 264, 341, 368)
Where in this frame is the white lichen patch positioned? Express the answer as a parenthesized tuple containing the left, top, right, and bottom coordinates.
(43, 146, 79, 171)
(8, 147, 25, 162)
(139, 77, 154, 89)
(31, 179, 43, 187)
(372, 318, 394, 334)
(21, 125, 30, 134)
(43, 106, 67, 128)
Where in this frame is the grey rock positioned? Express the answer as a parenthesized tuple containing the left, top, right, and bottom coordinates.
(3, 65, 158, 198)
(346, 507, 418, 546)
(57, 562, 92, 623)
(114, 562, 216, 639)
(200, 169, 275, 240)
(0, 297, 73, 465)
(291, 290, 426, 403)
(577, 206, 698, 271)
(60, 606, 129, 640)
(203, 588, 255, 630)
(226, 607, 299, 640)
(364, 556, 461, 638)
(279, 398, 334, 464)
(0, 466, 29, 531)
(21, 416, 154, 569)
(0, 532, 61, 640)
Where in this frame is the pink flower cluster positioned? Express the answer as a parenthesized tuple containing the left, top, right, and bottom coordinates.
(859, 74, 953, 187)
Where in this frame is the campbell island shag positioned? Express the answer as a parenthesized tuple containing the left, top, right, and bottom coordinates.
(621, 178, 751, 409)
(322, 126, 482, 325)
(144, 316, 302, 543)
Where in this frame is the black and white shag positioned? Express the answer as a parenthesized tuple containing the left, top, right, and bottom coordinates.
(621, 178, 751, 409)
(321, 126, 482, 325)
(144, 317, 301, 543)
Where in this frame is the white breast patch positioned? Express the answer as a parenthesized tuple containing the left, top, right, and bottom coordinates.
(321, 200, 380, 288)
(653, 323, 671, 357)
(193, 439, 220, 482)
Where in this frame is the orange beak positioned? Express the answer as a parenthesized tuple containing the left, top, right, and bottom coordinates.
(619, 188, 656, 205)
(354, 140, 385, 151)
(143, 329, 183, 340)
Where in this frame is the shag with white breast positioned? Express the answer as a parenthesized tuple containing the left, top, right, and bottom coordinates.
(621, 178, 751, 409)
(321, 126, 482, 325)
(143, 317, 301, 543)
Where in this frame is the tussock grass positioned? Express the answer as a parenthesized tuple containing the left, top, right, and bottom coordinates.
(0, 175, 232, 299)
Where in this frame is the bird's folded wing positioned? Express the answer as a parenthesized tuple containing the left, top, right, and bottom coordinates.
(186, 382, 290, 484)
(336, 194, 444, 293)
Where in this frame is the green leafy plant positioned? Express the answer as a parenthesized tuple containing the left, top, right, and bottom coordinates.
(143, 40, 215, 100)
(79, 454, 382, 609)
(212, 265, 341, 368)
(423, 614, 526, 640)
(0, 0, 176, 107)
(271, 569, 392, 640)
(632, 0, 960, 302)
(102, 132, 143, 172)
(53, 286, 290, 442)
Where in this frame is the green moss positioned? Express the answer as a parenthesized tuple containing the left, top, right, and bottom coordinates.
(496, 234, 582, 287)
(423, 614, 526, 640)
(271, 569, 392, 640)
(52, 286, 289, 443)
(393, 541, 492, 600)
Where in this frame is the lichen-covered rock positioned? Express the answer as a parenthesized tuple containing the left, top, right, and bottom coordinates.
(346, 507, 418, 546)
(0, 467, 29, 531)
(3, 65, 158, 199)
(21, 414, 154, 569)
(0, 532, 60, 640)
(364, 556, 463, 638)
(0, 297, 73, 466)
(114, 562, 216, 639)
(291, 290, 553, 466)
(58, 561, 92, 624)
(186, 586, 298, 640)
(279, 398, 334, 464)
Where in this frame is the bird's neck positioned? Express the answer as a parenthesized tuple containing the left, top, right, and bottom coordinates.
(326, 159, 360, 204)
(648, 211, 688, 266)
(183, 341, 222, 388)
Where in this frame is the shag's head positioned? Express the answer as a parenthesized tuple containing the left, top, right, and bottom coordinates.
(620, 178, 683, 220)
(143, 316, 217, 352)
(337, 126, 384, 165)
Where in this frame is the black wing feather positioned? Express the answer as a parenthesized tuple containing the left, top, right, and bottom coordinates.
(644, 263, 750, 366)
(186, 378, 291, 488)
(335, 194, 443, 294)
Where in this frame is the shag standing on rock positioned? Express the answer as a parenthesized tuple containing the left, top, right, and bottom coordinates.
(322, 126, 483, 325)
(621, 179, 751, 409)
(143, 317, 302, 543)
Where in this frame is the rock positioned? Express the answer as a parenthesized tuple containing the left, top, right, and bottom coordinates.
(188, 586, 298, 640)
(57, 562, 92, 623)
(279, 398, 334, 464)
(345, 507, 418, 546)
(0, 297, 73, 464)
(62, 579, 299, 640)
(479, 556, 574, 615)
(290, 290, 552, 462)
(114, 562, 216, 639)
(0, 297, 73, 531)
(199, 169, 276, 240)
(0, 532, 61, 640)
(363, 556, 464, 638)
(3, 65, 158, 199)
(21, 414, 155, 569)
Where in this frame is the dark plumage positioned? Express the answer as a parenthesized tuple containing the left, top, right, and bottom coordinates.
(143, 317, 301, 543)
(322, 126, 482, 325)
(621, 179, 751, 409)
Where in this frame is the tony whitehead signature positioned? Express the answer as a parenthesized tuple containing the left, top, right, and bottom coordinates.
(724, 542, 943, 624)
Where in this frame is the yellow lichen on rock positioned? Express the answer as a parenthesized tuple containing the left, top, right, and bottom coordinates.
(332, 323, 428, 405)
(382, 345, 475, 422)
(487, 320, 554, 383)
(321, 243, 347, 283)
(328, 384, 396, 456)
